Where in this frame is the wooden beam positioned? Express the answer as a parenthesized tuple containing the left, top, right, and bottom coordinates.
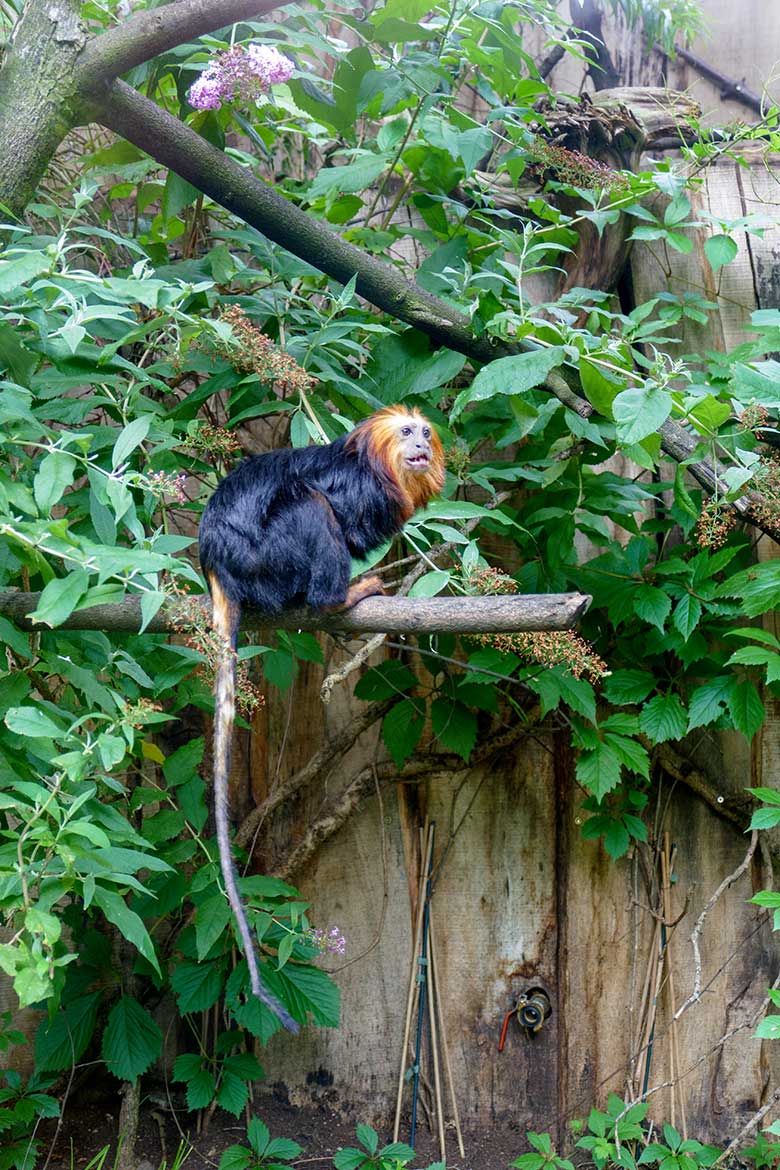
(0, 591, 591, 635)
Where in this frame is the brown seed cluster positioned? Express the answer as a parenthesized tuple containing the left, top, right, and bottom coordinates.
(444, 438, 471, 478)
(737, 404, 769, 433)
(695, 497, 737, 549)
(169, 591, 265, 715)
(188, 422, 242, 462)
(528, 140, 630, 193)
(747, 454, 780, 539)
(475, 629, 609, 683)
(217, 305, 316, 395)
(467, 566, 519, 595)
(466, 566, 608, 681)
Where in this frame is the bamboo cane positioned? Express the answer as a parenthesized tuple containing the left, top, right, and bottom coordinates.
(425, 906, 446, 1162)
(429, 911, 465, 1159)
(393, 822, 434, 1142)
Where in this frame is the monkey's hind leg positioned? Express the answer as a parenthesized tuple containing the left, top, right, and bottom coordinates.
(342, 574, 386, 608)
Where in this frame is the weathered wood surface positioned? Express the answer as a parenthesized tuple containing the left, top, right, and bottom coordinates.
(0, 590, 591, 635)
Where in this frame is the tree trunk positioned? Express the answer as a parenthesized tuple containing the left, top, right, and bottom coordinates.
(0, 0, 86, 217)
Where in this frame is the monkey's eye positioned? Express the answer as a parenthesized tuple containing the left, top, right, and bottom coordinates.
(423, 428, 431, 439)
(401, 427, 412, 436)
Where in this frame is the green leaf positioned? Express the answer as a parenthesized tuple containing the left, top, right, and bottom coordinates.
(451, 348, 565, 419)
(604, 819, 630, 859)
(639, 694, 687, 744)
(171, 958, 224, 1014)
(603, 671, 655, 705)
(672, 593, 702, 641)
(687, 677, 734, 731)
(216, 1071, 249, 1118)
(186, 1068, 216, 1110)
(248, 1118, 271, 1156)
(28, 569, 89, 628)
(333, 1151, 367, 1170)
(755, 1015, 780, 1040)
(265, 1136, 304, 1161)
(308, 154, 390, 200)
(0, 322, 36, 385)
(111, 416, 151, 469)
(35, 993, 100, 1071)
(633, 585, 671, 632)
(408, 570, 450, 598)
(102, 997, 162, 1083)
(430, 698, 477, 761)
(382, 699, 425, 767)
(92, 887, 160, 975)
(576, 743, 622, 800)
(219, 1146, 253, 1170)
(356, 1124, 379, 1154)
(728, 680, 765, 741)
(0, 249, 51, 293)
(195, 894, 232, 960)
(613, 385, 672, 445)
(354, 661, 416, 701)
(704, 234, 738, 272)
(5, 706, 63, 739)
(33, 451, 77, 513)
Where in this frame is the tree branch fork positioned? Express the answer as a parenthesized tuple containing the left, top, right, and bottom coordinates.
(0, 590, 591, 635)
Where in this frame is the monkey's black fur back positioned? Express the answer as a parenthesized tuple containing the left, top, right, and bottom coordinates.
(199, 436, 401, 613)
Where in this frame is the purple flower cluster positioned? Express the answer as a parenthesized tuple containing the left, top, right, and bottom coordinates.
(188, 44, 294, 111)
(307, 925, 346, 956)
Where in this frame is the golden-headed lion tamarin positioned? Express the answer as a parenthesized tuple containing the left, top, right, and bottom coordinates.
(199, 407, 444, 1031)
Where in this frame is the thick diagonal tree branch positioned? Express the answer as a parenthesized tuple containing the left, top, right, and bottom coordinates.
(81, 0, 288, 84)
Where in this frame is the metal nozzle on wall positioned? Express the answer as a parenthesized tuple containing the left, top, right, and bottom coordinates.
(498, 987, 552, 1051)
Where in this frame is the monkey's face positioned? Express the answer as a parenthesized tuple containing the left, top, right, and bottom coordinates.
(395, 415, 435, 476)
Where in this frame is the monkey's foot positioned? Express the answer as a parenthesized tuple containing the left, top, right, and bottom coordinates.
(341, 575, 386, 610)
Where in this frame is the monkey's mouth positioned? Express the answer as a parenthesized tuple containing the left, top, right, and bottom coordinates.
(406, 454, 431, 471)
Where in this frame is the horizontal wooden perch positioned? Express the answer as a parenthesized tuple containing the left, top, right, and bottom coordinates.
(0, 591, 591, 635)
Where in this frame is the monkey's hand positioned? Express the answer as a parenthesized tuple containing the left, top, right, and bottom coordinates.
(340, 574, 386, 609)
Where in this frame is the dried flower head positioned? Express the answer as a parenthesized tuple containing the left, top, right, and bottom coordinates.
(466, 566, 518, 595)
(214, 306, 316, 396)
(445, 438, 471, 478)
(695, 497, 737, 549)
(122, 697, 163, 730)
(168, 590, 265, 715)
(528, 140, 631, 194)
(189, 43, 294, 111)
(188, 422, 242, 462)
(738, 404, 769, 434)
(746, 453, 780, 539)
(475, 629, 610, 683)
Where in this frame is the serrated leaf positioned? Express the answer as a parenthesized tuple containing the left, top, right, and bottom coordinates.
(186, 1067, 216, 1110)
(356, 1124, 379, 1154)
(195, 893, 232, 960)
(633, 585, 671, 632)
(171, 958, 224, 1014)
(35, 994, 99, 1071)
(92, 887, 160, 975)
(216, 1070, 249, 1117)
(354, 661, 416, 700)
(687, 677, 734, 731)
(102, 997, 162, 1083)
(382, 699, 424, 767)
(672, 593, 702, 641)
(603, 671, 655, 705)
(728, 679, 765, 741)
(640, 693, 687, 744)
(430, 698, 477, 761)
(576, 743, 622, 800)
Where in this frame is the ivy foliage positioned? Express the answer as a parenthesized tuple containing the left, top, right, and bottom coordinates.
(0, 0, 779, 1132)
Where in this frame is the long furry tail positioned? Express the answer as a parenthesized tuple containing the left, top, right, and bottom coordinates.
(210, 575, 300, 1034)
